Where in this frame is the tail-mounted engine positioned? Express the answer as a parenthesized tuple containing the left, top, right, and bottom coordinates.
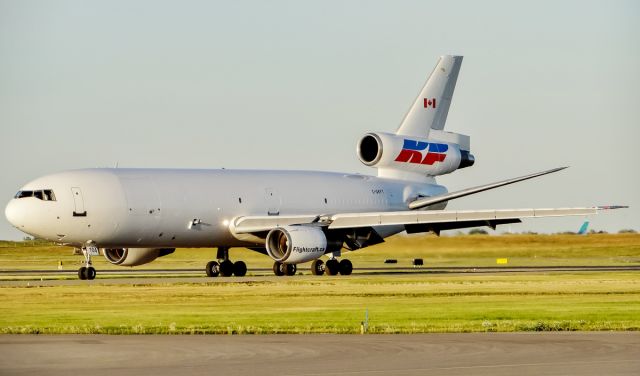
(103, 248, 175, 267)
(357, 131, 474, 177)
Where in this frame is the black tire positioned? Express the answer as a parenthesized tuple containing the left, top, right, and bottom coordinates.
(339, 259, 353, 275)
(324, 259, 339, 276)
(87, 267, 97, 280)
(206, 261, 220, 277)
(311, 259, 324, 276)
(284, 264, 297, 276)
(220, 260, 234, 277)
(78, 267, 87, 280)
(233, 261, 247, 277)
(273, 262, 285, 276)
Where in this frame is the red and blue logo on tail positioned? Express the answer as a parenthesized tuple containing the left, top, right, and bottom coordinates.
(394, 139, 448, 165)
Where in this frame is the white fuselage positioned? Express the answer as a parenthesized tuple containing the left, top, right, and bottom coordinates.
(5, 168, 447, 248)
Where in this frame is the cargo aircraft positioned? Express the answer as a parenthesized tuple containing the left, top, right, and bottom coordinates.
(4, 56, 625, 280)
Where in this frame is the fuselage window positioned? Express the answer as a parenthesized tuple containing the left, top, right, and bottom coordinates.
(34, 191, 44, 200)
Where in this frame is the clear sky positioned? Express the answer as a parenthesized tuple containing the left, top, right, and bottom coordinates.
(1, 0, 638, 240)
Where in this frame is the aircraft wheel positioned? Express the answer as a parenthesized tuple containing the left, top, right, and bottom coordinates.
(233, 261, 247, 277)
(284, 264, 297, 276)
(206, 261, 220, 277)
(273, 262, 285, 276)
(311, 259, 324, 276)
(78, 267, 87, 280)
(324, 259, 339, 276)
(339, 259, 352, 275)
(220, 260, 234, 277)
(87, 266, 97, 280)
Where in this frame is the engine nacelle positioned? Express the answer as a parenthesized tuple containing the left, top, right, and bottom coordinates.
(357, 131, 474, 177)
(265, 226, 328, 264)
(103, 248, 175, 267)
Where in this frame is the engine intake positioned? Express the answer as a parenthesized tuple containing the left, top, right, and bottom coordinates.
(266, 226, 329, 264)
(357, 133, 383, 166)
(103, 248, 175, 267)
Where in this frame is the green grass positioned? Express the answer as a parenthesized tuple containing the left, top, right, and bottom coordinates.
(1, 233, 639, 271)
(1, 234, 639, 334)
(1, 273, 639, 334)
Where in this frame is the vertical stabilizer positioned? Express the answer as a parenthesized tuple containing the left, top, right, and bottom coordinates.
(396, 55, 463, 138)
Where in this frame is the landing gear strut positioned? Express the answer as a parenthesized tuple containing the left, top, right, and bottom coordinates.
(205, 247, 247, 277)
(77, 245, 98, 280)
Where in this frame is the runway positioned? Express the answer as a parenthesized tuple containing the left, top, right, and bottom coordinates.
(0, 333, 638, 376)
(0, 265, 638, 286)
(2, 265, 640, 276)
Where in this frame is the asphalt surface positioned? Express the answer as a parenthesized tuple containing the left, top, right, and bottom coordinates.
(2, 265, 639, 276)
(0, 333, 638, 376)
(0, 265, 638, 286)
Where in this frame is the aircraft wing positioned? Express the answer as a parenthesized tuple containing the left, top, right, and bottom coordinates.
(229, 206, 625, 236)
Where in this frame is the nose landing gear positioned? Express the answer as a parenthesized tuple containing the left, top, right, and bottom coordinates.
(77, 245, 98, 280)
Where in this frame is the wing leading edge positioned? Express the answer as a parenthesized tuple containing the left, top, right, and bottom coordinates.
(229, 206, 625, 239)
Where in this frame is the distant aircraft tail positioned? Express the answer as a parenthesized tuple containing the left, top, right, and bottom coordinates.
(396, 55, 463, 138)
(578, 220, 589, 235)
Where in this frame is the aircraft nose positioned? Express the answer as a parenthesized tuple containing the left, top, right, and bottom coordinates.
(5, 199, 21, 228)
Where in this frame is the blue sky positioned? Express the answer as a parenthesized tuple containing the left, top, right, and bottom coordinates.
(1, 0, 638, 239)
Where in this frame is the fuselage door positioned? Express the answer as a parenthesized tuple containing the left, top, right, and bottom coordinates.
(71, 187, 87, 217)
(265, 187, 280, 216)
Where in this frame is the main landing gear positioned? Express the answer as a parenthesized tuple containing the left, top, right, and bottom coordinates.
(77, 245, 98, 280)
(310, 258, 352, 276)
(206, 247, 247, 277)
(272, 262, 297, 276)
(271, 258, 353, 276)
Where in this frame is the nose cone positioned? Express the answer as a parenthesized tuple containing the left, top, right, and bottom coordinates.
(5, 200, 21, 228)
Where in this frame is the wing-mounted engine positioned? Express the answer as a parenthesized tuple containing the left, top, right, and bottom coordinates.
(103, 248, 175, 267)
(357, 131, 474, 180)
(265, 226, 342, 264)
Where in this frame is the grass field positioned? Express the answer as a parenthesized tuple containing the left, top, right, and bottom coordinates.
(1, 273, 638, 334)
(1, 234, 639, 334)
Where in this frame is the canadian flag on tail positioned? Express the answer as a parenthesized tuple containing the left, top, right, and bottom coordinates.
(423, 98, 436, 108)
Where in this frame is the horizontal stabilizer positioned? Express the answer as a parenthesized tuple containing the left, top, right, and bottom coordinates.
(408, 167, 568, 210)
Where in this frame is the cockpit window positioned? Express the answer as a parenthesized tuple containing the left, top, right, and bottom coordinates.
(14, 191, 33, 198)
(14, 189, 56, 201)
(43, 190, 56, 201)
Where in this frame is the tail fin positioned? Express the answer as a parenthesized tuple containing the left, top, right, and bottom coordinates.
(396, 55, 463, 138)
(578, 220, 590, 235)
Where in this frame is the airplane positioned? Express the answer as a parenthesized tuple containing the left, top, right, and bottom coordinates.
(4, 55, 626, 280)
